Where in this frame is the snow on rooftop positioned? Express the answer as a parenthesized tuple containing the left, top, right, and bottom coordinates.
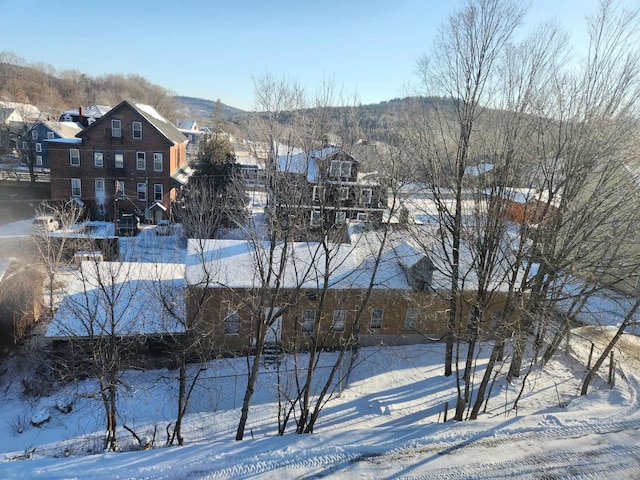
(135, 103, 168, 122)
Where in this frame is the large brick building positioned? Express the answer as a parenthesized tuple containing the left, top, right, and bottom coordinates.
(49, 101, 188, 223)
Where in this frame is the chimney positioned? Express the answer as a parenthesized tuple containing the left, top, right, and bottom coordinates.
(78, 106, 84, 117)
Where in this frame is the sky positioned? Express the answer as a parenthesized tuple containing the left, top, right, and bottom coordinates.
(0, 0, 635, 111)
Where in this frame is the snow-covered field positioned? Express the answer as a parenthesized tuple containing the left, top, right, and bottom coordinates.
(0, 336, 639, 479)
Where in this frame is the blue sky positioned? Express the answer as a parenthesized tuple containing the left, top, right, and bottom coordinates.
(0, 0, 632, 111)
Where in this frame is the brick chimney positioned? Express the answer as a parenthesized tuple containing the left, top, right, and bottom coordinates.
(78, 106, 84, 117)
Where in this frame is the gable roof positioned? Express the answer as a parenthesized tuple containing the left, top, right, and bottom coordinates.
(41, 121, 83, 138)
(76, 100, 187, 145)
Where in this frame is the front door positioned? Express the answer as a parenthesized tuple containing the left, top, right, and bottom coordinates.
(264, 307, 283, 344)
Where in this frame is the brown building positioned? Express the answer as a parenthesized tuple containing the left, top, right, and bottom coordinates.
(49, 101, 188, 223)
(185, 235, 514, 356)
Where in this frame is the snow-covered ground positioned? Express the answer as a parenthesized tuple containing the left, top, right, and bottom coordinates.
(0, 334, 639, 479)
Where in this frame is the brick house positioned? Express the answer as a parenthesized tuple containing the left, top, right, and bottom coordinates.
(273, 147, 387, 233)
(49, 101, 188, 223)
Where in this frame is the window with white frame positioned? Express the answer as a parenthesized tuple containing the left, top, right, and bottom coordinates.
(332, 310, 346, 332)
(405, 309, 417, 330)
(35, 143, 42, 153)
(356, 212, 369, 222)
(31, 130, 38, 139)
(360, 188, 372, 205)
(302, 309, 315, 333)
(116, 180, 125, 198)
(137, 182, 147, 201)
(312, 185, 323, 201)
(153, 153, 163, 171)
(224, 309, 240, 335)
(154, 184, 163, 202)
(95, 178, 105, 195)
(71, 178, 81, 197)
(111, 119, 121, 137)
(21, 141, 27, 149)
(94, 152, 103, 167)
(36, 156, 42, 166)
(132, 121, 142, 139)
(335, 211, 346, 225)
(329, 160, 352, 178)
(370, 308, 384, 329)
(47, 131, 55, 139)
(310, 209, 321, 227)
(69, 149, 80, 166)
(136, 151, 146, 170)
(339, 186, 349, 200)
(114, 152, 124, 168)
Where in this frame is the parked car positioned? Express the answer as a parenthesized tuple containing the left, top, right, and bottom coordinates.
(32, 215, 59, 233)
(155, 219, 172, 236)
(117, 214, 140, 237)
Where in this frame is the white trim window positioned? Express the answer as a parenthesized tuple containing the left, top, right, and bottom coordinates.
(224, 309, 240, 335)
(47, 131, 55, 139)
(312, 185, 323, 201)
(332, 310, 346, 332)
(335, 211, 346, 225)
(356, 212, 369, 222)
(302, 309, 315, 333)
(405, 309, 417, 330)
(71, 178, 81, 197)
(35, 143, 42, 153)
(94, 152, 104, 167)
(339, 186, 349, 200)
(111, 119, 121, 138)
(360, 188, 372, 205)
(95, 178, 105, 195)
(69, 148, 80, 166)
(154, 184, 163, 202)
(35, 156, 42, 166)
(329, 160, 352, 178)
(31, 130, 38, 139)
(136, 151, 146, 170)
(116, 180, 125, 198)
(370, 308, 384, 329)
(310, 209, 321, 227)
(114, 152, 124, 169)
(132, 121, 142, 139)
(137, 182, 147, 201)
(153, 153, 163, 172)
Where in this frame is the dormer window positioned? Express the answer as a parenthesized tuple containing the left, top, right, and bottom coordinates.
(329, 160, 352, 178)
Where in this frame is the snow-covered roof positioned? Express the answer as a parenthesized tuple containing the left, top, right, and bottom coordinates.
(176, 119, 198, 131)
(61, 105, 112, 118)
(41, 121, 83, 138)
(277, 146, 341, 182)
(46, 262, 186, 338)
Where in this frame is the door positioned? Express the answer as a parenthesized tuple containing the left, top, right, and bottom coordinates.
(264, 307, 283, 344)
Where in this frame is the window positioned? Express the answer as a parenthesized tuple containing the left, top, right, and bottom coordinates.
(35, 156, 42, 166)
(339, 186, 349, 201)
(116, 180, 125, 198)
(224, 309, 240, 335)
(153, 153, 163, 172)
(94, 152, 104, 167)
(136, 151, 146, 170)
(47, 131, 55, 140)
(405, 309, 417, 330)
(356, 212, 369, 222)
(312, 185, 323, 201)
(335, 211, 346, 225)
(154, 184, 163, 202)
(111, 119, 121, 137)
(35, 143, 42, 153)
(69, 149, 80, 166)
(137, 182, 147, 201)
(310, 209, 321, 227)
(95, 179, 105, 195)
(114, 152, 124, 168)
(329, 160, 352, 178)
(132, 121, 142, 139)
(370, 308, 384, 329)
(31, 130, 38, 139)
(21, 141, 27, 149)
(360, 188, 372, 205)
(332, 310, 346, 332)
(71, 178, 81, 197)
(302, 309, 315, 333)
